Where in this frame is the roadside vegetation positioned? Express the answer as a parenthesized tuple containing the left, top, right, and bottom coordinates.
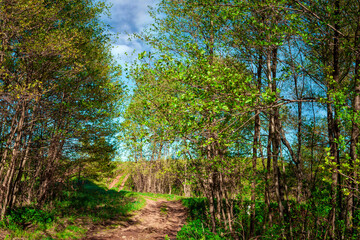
(120, 0, 360, 239)
(0, 0, 124, 238)
(2, 0, 360, 239)
(0, 181, 146, 239)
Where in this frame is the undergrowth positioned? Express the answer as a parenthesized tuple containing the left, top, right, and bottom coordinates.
(0, 180, 145, 239)
(135, 192, 183, 201)
(178, 197, 227, 240)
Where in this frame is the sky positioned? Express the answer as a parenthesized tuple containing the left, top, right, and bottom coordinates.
(101, 0, 158, 65)
(100, 0, 159, 160)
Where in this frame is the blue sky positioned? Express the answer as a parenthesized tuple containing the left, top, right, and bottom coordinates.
(102, 0, 158, 65)
(101, 1, 159, 160)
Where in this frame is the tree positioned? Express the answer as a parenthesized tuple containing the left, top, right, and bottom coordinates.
(121, 0, 360, 238)
(0, 0, 122, 219)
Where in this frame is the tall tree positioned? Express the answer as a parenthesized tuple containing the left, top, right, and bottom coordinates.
(0, 0, 122, 219)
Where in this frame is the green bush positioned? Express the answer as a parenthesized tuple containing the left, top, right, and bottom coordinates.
(182, 198, 208, 222)
(177, 220, 225, 240)
(1, 207, 54, 230)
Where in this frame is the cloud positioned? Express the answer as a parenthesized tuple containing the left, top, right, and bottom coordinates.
(110, 35, 147, 65)
(104, 0, 157, 34)
(102, 0, 158, 64)
(111, 44, 133, 57)
(101, 1, 159, 159)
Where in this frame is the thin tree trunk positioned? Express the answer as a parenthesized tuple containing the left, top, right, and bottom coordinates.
(0, 102, 26, 220)
(207, 173, 217, 233)
(266, 47, 274, 227)
(250, 53, 262, 238)
(329, 1, 341, 237)
(349, 14, 360, 233)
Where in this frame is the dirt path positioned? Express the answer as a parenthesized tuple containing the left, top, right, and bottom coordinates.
(118, 174, 129, 191)
(108, 174, 122, 190)
(84, 198, 187, 240)
(108, 174, 130, 191)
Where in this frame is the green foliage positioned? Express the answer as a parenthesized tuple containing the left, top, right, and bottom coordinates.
(177, 220, 225, 240)
(72, 0, 360, 238)
(180, 198, 229, 239)
(131, 190, 183, 202)
(0, 0, 123, 220)
(0, 207, 54, 231)
(56, 181, 145, 222)
(182, 198, 208, 222)
(1, 181, 146, 239)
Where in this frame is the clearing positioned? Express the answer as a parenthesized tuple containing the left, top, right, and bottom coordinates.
(84, 197, 187, 240)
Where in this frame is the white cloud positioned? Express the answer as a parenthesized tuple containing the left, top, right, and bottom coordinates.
(102, 0, 158, 64)
(101, 1, 159, 160)
(111, 44, 133, 57)
(105, 0, 157, 33)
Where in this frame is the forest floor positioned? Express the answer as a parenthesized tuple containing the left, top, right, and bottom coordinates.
(108, 174, 130, 191)
(83, 197, 187, 240)
(0, 181, 187, 240)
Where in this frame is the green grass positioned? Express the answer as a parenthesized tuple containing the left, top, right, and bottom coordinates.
(160, 205, 168, 215)
(177, 197, 229, 240)
(0, 180, 147, 240)
(112, 174, 128, 191)
(134, 191, 183, 201)
(176, 219, 225, 240)
(0, 180, 189, 239)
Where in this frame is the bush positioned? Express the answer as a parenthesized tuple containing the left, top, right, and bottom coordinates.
(1, 207, 54, 230)
(177, 220, 225, 240)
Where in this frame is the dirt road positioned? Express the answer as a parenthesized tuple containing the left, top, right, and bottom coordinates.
(108, 174, 130, 191)
(84, 198, 187, 240)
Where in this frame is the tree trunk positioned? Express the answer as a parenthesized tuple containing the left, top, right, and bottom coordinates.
(0, 102, 26, 220)
(329, 1, 341, 237)
(250, 53, 262, 238)
(349, 14, 360, 233)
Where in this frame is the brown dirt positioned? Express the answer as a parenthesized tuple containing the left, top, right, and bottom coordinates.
(118, 174, 129, 191)
(108, 174, 122, 190)
(83, 198, 187, 240)
(108, 174, 130, 191)
(0, 230, 10, 239)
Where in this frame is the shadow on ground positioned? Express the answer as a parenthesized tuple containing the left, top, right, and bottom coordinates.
(0, 180, 143, 240)
(83, 196, 187, 240)
(58, 181, 143, 225)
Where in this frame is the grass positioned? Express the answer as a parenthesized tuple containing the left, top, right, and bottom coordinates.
(0, 180, 188, 239)
(160, 205, 168, 215)
(0, 180, 147, 240)
(112, 174, 129, 191)
(134, 191, 183, 201)
(177, 197, 229, 240)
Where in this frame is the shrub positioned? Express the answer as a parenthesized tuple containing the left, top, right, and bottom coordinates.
(177, 220, 225, 240)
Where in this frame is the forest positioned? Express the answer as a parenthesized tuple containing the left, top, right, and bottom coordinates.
(0, 0, 123, 238)
(1, 0, 360, 239)
(120, 0, 360, 239)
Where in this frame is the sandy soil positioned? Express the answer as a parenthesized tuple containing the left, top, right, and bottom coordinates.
(118, 175, 129, 191)
(108, 175, 122, 190)
(108, 174, 130, 191)
(83, 198, 187, 240)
